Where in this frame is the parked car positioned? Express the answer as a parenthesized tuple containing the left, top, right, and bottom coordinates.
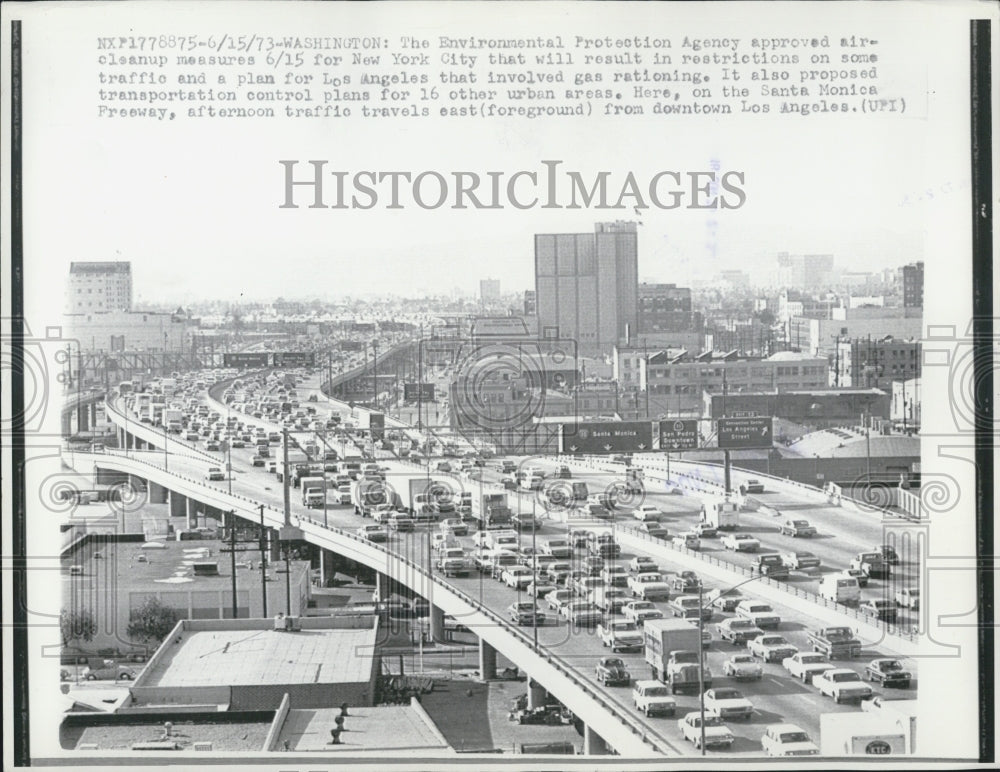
(761, 723, 819, 757)
(82, 661, 137, 681)
(723, 654, 763, 681)
(865, 658, 913, 688)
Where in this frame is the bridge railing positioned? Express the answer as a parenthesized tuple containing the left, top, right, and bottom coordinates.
(75, 449, 677, 756)
(103, 394, 226, 467)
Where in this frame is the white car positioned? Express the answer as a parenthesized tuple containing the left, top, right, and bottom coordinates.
(205, 466, 225, 481)
(545, 589, 572, 613)
(357, 524, 388, 543)
(721, 533, 760, 552)
(813, 668, 875, 703)
(598, 620, 644, 652)
(677, 712, 735, 750)
(629, 556, 659, 574)
(703, 687, 754, 720)
(723, 654, 763, 681)
(761, 723, 819, 757)
(895, 587, 920, 610)
(633, 504, 662, 522)
(735, 600, 781, 629)
(741, 479, 766, 495)
(747, 634, 799, 663)
(673, 531, 701, 550)
(622, 600, 664, 623)
(501, 565, 533, 589)
(782, 652, 837, 684)
(632, 680, 678, 717)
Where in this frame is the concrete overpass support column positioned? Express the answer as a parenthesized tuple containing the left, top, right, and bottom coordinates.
(150, 481, 168, 504)
(527, 678, 546, 709)
(478, 639, 497, 681)
(375, 572, 391, 601)
(583, 724, 607, 755)
(429, 605, 445, 641)
(62, 412, 72, 436)
(78, 406, 89, 432)
(90, 402, 97, 426)
(269, 528, 281, 562)
(186, 498, 198, 528)
(169, 490, 187, 519)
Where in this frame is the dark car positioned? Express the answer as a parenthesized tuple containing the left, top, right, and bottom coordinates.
(876, 544, 901, 565)
(865, 658, 912, 688)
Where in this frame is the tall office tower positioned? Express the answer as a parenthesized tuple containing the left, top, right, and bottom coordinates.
(67, 261, 133, 312)
(534, 221, 639, 354)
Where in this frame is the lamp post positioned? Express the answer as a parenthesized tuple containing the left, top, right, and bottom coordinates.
(258, 505, 268, 617)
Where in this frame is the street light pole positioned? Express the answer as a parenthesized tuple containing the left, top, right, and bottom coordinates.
(229, 511, 238, 619)
(258, 504, 268, 617)
(697, 582, 706, 756)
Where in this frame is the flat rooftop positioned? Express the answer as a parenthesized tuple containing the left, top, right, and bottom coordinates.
(277, 706, 449, 752)
(141, 626, 377, 688)
(63, 718, 269, 751)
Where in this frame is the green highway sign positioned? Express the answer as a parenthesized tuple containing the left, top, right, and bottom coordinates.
(717, 416, 773, 449)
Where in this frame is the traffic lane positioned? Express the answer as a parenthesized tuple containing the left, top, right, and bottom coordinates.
(164, 455, 908, 755)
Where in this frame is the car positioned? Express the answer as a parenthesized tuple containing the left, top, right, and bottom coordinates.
(851, 551, 891, 579)
(556, 465, 572, 479)
(230, 438, 245, 449)
(781, 551, 821, 571)
(705, 587, 744, 613)
(82, 661, 137, 681)
(508, 601, 546, 626)
(541, 538, 572, 559)
(721, 533, 760, 552)
(865, 658, 913, 688)
(845, 567, 870, 588)
(747, 633, 799, 662)
(669, 595, 711, 622)
(569, 529, 592, 549)
(779, 519, 817, 537)
(501, 565, 534, 589)
(639, 522, 670, 539)
(703, 687, 754, 720)
(716, 617, 764, 645)
(595, 656, 631, 686)
(673, 531, 701, 550)
(735, 600, 781, 629)
(622, 600, 664, 623)
(633, 504, 662, 522)
(761, 723, 819, 757)
(583, 555, 605, 576)
(500, 476, 518, 490)
(251, 454, 265, 467)
(629, 556, 658, 574)
(723, 654, 763, 681)
(895, 587, 920, 609)
(691, 521, 718, 538)
(632, 680, 678, 717)
(205, 440, 221, 452)
(563, 600, 602, 627)
(545, 589, 572, 613)
(755, 553, 790, 578)
(677, 712, 735, 750)
(814, 668, 874, 703)
(875, 544, 901, 565)
(782, 652, 837, 683)
(860, 599, 898, 622)
(598, 620, 644, 652)
(439, 518, 468, 536)
(601, 565, 629, 588)
(670, 571, 701, 594)
(205, 466, 225, 481)
(526, 580, 557, 599)
(357, 524, 388, 542)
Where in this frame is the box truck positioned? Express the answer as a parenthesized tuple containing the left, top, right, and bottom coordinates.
(644, 618, 712, 694)
(299, 476, 327, 508)
(471, 493, 514, 530)
(164, 408, 184, 434)
(819, 712, 911, 756)
(701, 499, 740, 530)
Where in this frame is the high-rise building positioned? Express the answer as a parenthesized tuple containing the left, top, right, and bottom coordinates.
(534, 221, 638, 354)
(523, 289, 537, 316)
(774, 253, 836, 289)
(67, 261, 133, 312)
(638, 283, 694, 333)
(900, 262, 924, 308)
(479, 278, 501, 303)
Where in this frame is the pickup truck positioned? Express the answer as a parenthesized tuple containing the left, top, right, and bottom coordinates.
(436, 548, 471, 577)
(628, 572, 671, 601)
(807, 626, 862, 659)
(754, 553, 790, 578)
(592, 587, 629, 614)
(632, 680, 678, 717)
(779, 518, 817, 537)
(670, 571, 701, 594)
(721, 533, 760, 552)
(747, 633, 799, 663)
(598, 620, 644, 653)
(545, 589, 572, 613)
(850, 551, 891, 579)
(601, 565, 629, 587)
(705, 587, 744, 613)
(691, 521, 718, 538)
(595, 656, 631, 686)
(813, 668, 874, 703)
(541, 538, 572, 559)
(781, 551, 821, 571)
(782, 652, 837, 683)
(735, 600, 781, 629)
(633, 504, 662, 522)
(677, 712, 735, 750)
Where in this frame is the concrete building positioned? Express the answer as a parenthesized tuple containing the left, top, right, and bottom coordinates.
(773, 252, 836, 289)
(613, 347, 829, 413)
(479, 278, 501, 303)
(523, 289, 537, 316)
(637, 283, 695, 333)
(702, 387, 890, 430)
(835, 336, 921, 390)
(534, 221, 639, 354)
(65, 310, 194, 353)
(788, 314, 923, 359)
(67, 261, 133, 313)
(900, 261, 925, 308)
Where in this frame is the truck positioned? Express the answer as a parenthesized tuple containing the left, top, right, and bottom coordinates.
(299, 476, 327, 508)
(571, 481, 589, 500)
(819, 713, 910, 756)
(859, 698, 917, 752)
(353, 479, 400, 516)
(397, 478, 445, 522)
(807, 626, 863, 659)
(471, 492, 513, 530)
(164, 408, 184, 433)
(644, 618, 712, 694)
(701, 499, 740, 530)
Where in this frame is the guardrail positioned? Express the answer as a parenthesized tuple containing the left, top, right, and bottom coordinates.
(104, 394, 224, 467)
(72, 449, 677, 756)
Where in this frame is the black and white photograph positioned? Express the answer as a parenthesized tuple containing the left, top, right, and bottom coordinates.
(1, 0, 995, 767)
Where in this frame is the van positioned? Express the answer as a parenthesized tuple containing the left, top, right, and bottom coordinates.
(819, 575, 861, 606)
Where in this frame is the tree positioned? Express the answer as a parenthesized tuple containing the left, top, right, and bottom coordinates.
(61, 608, 96, 647)
(127, 598, 181, 644)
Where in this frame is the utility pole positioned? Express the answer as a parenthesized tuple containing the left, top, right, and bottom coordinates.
(697, 582, 706, 756)
(282, 428, 292, 526)
(417, 325, 423, 431)
(284, 546, 292, 615)
(372, 340, 379, 411)
(722, 370, 731, 496)
(258, 504, 268, 617)
(229, 511, 238, 619)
